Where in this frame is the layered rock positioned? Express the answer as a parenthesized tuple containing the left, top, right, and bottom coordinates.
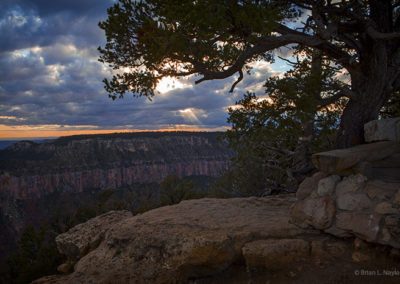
(0, 132, 233, 200)
(0, 161, 228, 200)
(0, 132, 233, 264)
(34, 194, 400, 283)
(34, 195, 304, 283)
(291, 118, 400, 248)
(312, 141, 400, 178)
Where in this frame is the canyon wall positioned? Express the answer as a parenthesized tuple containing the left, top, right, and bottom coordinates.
(0, 132, 233, 200)
(0, 132, 233, 265)
(0, 161, 227, 200)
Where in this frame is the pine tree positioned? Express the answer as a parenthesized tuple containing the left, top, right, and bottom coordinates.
(218, 48, 346, 196)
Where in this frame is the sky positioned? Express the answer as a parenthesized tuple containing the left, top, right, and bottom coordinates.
(0, 0, 288, 140)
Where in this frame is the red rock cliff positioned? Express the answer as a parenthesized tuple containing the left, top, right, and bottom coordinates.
(0, 132, 233, 200)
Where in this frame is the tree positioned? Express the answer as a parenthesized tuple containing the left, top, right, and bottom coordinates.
(380, 90, 400, 118)
(99, 0, 400, 148)
(218, 47, 344, 195)
(4, 225, 63, 284)
(159, 175, 204, 205)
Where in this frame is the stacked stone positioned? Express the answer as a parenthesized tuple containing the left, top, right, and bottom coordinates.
(291, 118, 400, 248)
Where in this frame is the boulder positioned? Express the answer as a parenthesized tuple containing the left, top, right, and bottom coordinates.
(242, 239, 309, 270)
(33, 194, 400, 283)
(290, 119, 400, 250)
(336, 193, 372, 211)
(393, 190, 400, 206)
(36, 195, 310, 283)
(55, 210, 133, 262)
(375, 202, 399, 215)
(312, 141, 400, 174)
(364, 117, 400, 142)
(381, 227, 392, 243)
(336, 213, 381, 242)
(385, 215, 400, 240)
(317, 175, 341, 197)
(290, 197, 336, 230)
(335, 174, 367, 197)
(365, 180, 400, 201)
(296, 171, 327, 200)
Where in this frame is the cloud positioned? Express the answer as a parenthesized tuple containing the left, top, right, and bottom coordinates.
(0, 0, 285, 137)
(0, 0, 111, 53)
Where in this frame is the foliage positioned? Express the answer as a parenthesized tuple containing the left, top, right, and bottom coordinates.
(215, 49, 345, 196)
(99, 0, 400, 147)
(380, 91, 400, 118)
(98, 0, 292, 98)
(159, 175, 205, 206)
(0, 175, 214, 283)
(0, 188, 126, 284)
(2, 226, 63, 284)
(51, 131, 224, 145)
(128, 184, 160, 213)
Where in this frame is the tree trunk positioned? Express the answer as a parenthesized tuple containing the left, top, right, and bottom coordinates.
(334, 1, 397, 148)
(336, 84, 388, 148)
(290, 49, 321, 183)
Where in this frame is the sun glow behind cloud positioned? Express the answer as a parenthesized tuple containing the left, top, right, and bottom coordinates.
(156, 76, 191, 94)
(177, 108, 201, 123)
(0, 0, 293, 140)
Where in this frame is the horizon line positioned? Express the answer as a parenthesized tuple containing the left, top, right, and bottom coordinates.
(0, 128, 229, 141)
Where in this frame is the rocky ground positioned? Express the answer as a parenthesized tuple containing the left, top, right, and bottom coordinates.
(34, 194, 400, 283)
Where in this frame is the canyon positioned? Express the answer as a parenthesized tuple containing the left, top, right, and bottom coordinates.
(0, 132, 233, 199)
(33, 118, 400, 283)
(0, 131, 233, 265)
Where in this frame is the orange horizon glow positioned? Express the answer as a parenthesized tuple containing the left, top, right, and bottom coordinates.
(0, 127, 229, 140)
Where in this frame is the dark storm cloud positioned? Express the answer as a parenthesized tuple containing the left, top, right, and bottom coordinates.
(0, 0, 279, 134)
(0, 0, 110, 53)
(19, 0, 110, 17)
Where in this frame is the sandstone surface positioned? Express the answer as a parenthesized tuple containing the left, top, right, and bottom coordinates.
(312, 141, 400, 174)
(35, 195, 309, 283)
(56, 210, 133, 263)
(34, 195, 400, 283)
(290, 197, 336, 229)
(0, 132, 233, 264)
(317, 175, 340, 196)
(242, 239, 309, 270)
(291, 118, 400, 249)
(295, 171, 326, 200)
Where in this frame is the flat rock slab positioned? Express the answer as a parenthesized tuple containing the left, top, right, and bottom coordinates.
(312, 141, 400, 174)
(34, 194, 315, 283)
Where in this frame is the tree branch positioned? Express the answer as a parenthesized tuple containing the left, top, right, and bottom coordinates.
(264, 145, 295, 156)
(191, 24, 356, 87)
(366, 26, 400, 40)
(318, 91, 348, 108)
(277, 55, 299, 66)
(273, 24, 356, 71)
(229, 69, 244, 93)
